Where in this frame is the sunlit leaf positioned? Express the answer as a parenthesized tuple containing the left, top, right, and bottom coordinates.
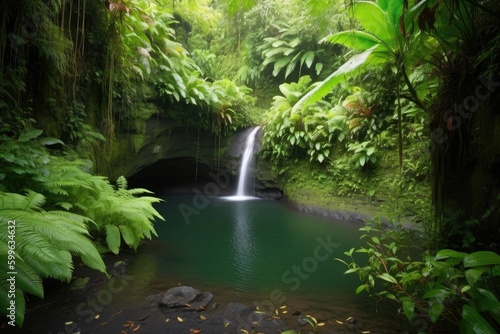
(292, 46, 377, 113)
(377, 273, 398, 284)
(19, 129, 43, 142)
(464, 251, 500, 267)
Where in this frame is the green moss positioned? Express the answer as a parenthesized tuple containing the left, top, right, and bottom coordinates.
(278, 146, 431, 221)
(281, 161, 381, 219)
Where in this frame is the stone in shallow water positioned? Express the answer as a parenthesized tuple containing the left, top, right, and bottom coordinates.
(159, 286, 201, 308)
(159, 286, 213, 311)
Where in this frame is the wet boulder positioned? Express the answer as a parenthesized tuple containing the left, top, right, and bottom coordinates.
(159, 286, 213, 311)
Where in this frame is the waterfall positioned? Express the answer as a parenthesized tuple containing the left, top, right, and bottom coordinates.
(231, 126, 260, 200)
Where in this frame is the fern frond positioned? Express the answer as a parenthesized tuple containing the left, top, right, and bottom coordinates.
(124, 188, 154, 196)
(119, 224, 137, 248)
(105, 224, 121, 254)
(0, 242, 44, 298)
(116, 176, 128, 190)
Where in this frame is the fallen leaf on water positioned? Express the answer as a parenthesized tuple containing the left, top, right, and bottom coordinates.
(165, 318, 170, 323)
(64, 321, 73, 326)
(240, 330, 249, 334)
(177, 316, 184, 322)
(199, 306, 205, 310)
(252, 321, 259, 326)
(191, 330, 202, 334)
(279, 305, 287, 309)
(318, 322, 325, 326)
(224, 321, 230, 328)
(335, 320, 344, 324)
(94, 314, 100, 320)
(185, 304, 191, 307)
(361, 331, 371, 334)
(200, 315, 207, 320)
(132, 324, 141, 331)
(121, 331, 127, 334)
(274, 309, 279, 315)
(282, 310, 288, 314)
(346, 316, 353, 321)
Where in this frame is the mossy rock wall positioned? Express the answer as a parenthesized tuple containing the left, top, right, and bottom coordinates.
(103, 119, 282, 197)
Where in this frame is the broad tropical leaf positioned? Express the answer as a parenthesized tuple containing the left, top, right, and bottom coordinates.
(292, 46, 378, 113)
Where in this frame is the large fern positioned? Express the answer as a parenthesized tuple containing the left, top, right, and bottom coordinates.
(85, 176, 164, 254)
(40, 157, 164, 254)
(0, 132, 165, 326)
(0, 191, 106, 326)
(0, 241, 43, 327)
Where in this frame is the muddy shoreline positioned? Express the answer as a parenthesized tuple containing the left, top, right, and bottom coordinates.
(1, 247, 405, 334)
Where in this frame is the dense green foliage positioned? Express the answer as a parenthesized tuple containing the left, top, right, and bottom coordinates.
(1, 0, 499, 331)
(339, 217, 500, 332)
(0, 130, 163, 325)
(259, 0, 499, 331)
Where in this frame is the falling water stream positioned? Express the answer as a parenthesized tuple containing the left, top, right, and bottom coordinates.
(228, 126, 260, 200)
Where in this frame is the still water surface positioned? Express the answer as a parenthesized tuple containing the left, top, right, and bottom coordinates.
(122, 195, 401, 329)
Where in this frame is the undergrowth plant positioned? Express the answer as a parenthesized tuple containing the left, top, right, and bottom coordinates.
(0, 130, 164, 325)
(39, 156, 165, 254)
(262, 75, 347, 164)
(0, 191, 106, 326)
(338, 217, 500, 333)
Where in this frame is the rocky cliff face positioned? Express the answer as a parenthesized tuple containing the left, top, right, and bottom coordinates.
(109, 117, 282, 199)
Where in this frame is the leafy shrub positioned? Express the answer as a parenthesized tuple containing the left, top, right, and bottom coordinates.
(347, 141, 377, 168)
(339, 218, 500, 333)
(258, 24, 324, 80)
(35, 156, 165, 254)
(0, 130, 164, 325)
(262, 75, 347, 164)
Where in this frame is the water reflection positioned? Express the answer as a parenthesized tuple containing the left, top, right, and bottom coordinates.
(230, 201, 255, 289)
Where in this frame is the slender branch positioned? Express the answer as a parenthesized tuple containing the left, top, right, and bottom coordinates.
(396, 64, 404, 174)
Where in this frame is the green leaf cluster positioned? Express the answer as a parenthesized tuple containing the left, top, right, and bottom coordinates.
(262, 76, 347, 164)
(0, 191, 106, 326)
(259, 24, 324, 79)
(340, 219, 500, 332)
(0, 132, 164, 325)
(263, 74, 401, 169)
